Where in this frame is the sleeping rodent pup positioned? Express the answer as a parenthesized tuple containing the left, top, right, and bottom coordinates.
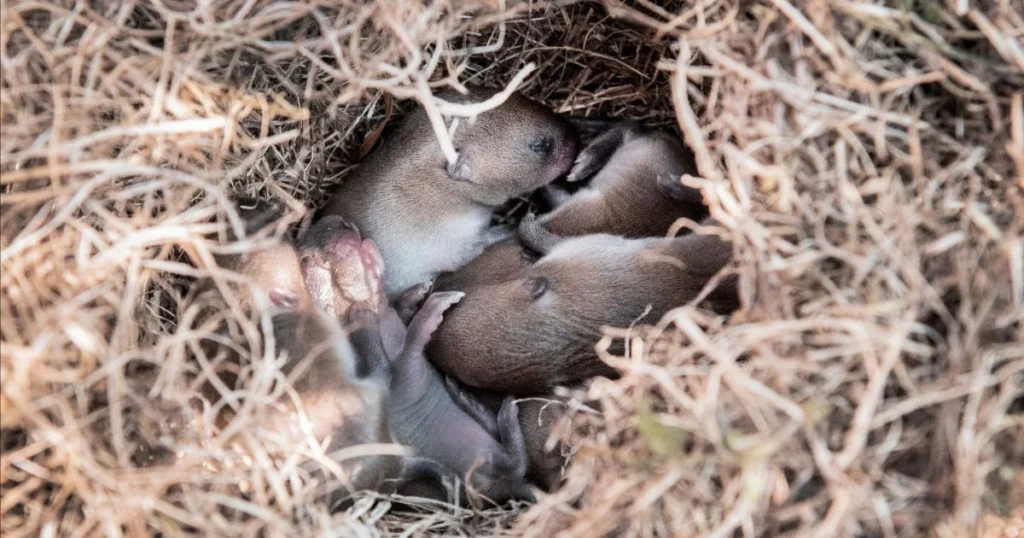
(186, 206, 401, 497)
(428, 223, 738, 394)
(320, 87, 580, 299)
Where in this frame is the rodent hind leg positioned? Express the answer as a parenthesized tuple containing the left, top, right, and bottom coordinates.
(468, 396, 536, 504)
(394, 281, 433, 325)
(495, 396, 529, 480)
(443, 375, 499, 437)
(402, 291, 465, 358)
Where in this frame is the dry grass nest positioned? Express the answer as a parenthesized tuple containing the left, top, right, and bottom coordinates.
(2, 0, 1023, 536)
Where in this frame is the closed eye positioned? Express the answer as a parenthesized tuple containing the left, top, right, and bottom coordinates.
(526, 277, 550, 300)
(529, 137, 554, 156)
(520, 248, 541, 264)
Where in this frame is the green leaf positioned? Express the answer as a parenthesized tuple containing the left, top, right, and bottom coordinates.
(637, 410, 687, 458)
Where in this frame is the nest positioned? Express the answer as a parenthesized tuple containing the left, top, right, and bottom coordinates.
(2, 0, 1023, 536)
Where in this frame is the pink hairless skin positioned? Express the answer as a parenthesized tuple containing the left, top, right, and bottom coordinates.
(297, 216, 408, 361)
(299, 216, 387, 317)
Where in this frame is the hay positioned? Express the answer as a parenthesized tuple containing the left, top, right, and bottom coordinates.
(1, 0, 1022, 536)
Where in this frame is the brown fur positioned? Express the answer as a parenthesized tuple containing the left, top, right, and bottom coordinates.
(434, 123, 706, 293)
(432, 237, 533, 293)
(193, 238, 401, 495)
(320, 88, 579, 298)
(428, 231, 737, 394)
(516, 397, 569, 491)
(545, 124, 705, 236)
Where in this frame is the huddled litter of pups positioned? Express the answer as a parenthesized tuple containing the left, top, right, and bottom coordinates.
(197, 87, 739, 508)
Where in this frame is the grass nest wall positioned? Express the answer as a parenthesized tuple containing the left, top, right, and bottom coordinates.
(1, 0, 1022, 536)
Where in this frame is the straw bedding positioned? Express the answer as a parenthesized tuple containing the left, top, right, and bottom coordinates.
(1, 0, 1022, 536)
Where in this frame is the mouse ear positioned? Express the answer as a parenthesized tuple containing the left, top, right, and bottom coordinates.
(446, 152, 471, 182)
(527, 276, 550, 300)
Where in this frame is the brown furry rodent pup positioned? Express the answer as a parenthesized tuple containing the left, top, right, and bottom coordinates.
(192, 232, 401, 496)
(320, 87, 579, 299)
(433, 121, 706, 293)
(427, 225, 738, 394)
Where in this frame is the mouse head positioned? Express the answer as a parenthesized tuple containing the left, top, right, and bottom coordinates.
(439, 89, 580, 206)
(427, 235, 647, 392)
(518, 229, 736, 318)
(504, 234, 660, 332)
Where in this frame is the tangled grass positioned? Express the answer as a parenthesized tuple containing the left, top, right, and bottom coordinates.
(1, 0, 1022, 536)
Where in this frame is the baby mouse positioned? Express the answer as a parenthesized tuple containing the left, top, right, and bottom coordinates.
(320, 87, 579, 299)
(428, 223, 738, 394)
(188, 214, 401, 497)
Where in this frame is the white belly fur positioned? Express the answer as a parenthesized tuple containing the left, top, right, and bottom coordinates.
(374, 209, 491, 298)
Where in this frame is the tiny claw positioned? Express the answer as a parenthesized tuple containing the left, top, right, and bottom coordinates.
(434, 290, 466, 308)
(565, 161, 587, 183)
